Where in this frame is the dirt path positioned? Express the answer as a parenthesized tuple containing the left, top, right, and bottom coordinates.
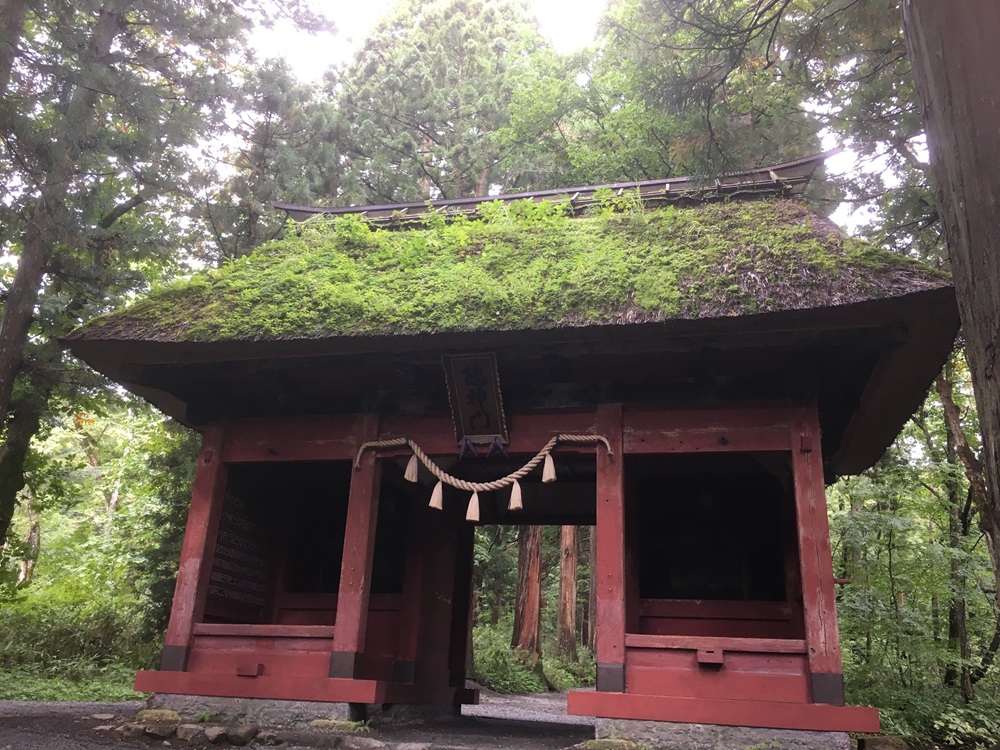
(0, 693, 594, 750)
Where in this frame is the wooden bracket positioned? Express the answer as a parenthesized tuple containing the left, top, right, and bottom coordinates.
(236, 663, 264, 678)
(800, 434, 814, 453)
(697, 648, 725, 666)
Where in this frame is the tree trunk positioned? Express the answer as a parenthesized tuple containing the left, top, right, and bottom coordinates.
(903, 0, 1000, 618)
(17, 485, 39, 584)
(0, 0, 27, 97)
(942, 395, 974, 701)
(512, 524, 543, 667)
(0, 226, 50, 430)
(557, 525, 578, 661)
(0, 390, 45, 542)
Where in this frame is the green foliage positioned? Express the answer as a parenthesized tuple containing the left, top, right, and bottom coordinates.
(0, 664, 142, 702)
(472, 621, 547, 693)
(81, 199, 943, 344)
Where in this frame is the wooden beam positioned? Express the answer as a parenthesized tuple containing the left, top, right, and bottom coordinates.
(594, 404, 626, 692)
(791, 405, 844, 705)
(567, 690, 880, 733)
(331, 413, 382, 678)
(624, 634, 807, 654)
(161, 422, 228, 671)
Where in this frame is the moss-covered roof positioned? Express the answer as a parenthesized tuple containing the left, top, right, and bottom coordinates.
(71, 198, 950, 344)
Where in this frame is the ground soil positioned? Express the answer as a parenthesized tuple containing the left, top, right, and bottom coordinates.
(0, 692, 594, 750)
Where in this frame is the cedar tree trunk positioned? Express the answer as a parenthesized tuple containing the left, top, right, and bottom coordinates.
(512, 524, 543, 667)
(903, 0, 1000, 612)
(557, 524, 578, 661)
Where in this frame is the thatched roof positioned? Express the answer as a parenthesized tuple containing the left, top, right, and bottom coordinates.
(70, 198, 948, 346)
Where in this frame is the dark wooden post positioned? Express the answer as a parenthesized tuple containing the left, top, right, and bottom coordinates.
(594, 403, 626, 692)
(791, 405, 844, 705)
(331, 413, 382, 679)
(394, 504, 429, 684)
(160, 421, 228, 671)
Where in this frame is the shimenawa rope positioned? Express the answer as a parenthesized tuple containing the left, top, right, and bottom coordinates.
(353, 434, 613, 520)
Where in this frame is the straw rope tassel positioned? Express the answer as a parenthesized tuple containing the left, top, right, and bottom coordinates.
(429, 480, 444, 510)
(404, 453, 420, 483)
(508, 479, 523, 511)
(466, 491, 480, 522)
(542, 453, 557, 483)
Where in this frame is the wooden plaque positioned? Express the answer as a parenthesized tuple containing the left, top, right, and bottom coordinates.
(443, 353, 508, 444)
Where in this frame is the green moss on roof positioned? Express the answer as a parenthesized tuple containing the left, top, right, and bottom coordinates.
(74, 198, 950, 344)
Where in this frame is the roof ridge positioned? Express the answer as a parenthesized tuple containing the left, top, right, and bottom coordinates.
(273, 149, 842, 226)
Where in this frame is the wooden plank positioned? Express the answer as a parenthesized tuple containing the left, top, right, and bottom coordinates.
(221, 414, 359, 463)
(639, 599, 793, 621)
(625, 634, 807, 654)
(378, 411, 598, 457)
(162, 422, 229, 669)
(791, 405, 844, 702)
(625, 665, 808, 704)
(193, 624, 336, 638)
(625, 647, 807, 674)
(624, 426, 791, 454)
(187, 650, 331, 678)
(331, 413, 382, 676)
(134, 671, 383, 704)
(624, 405, 793, 433)
(449, 522, 475, 688)
(594, 404, 626, 692)
(567, 690, 880, 733)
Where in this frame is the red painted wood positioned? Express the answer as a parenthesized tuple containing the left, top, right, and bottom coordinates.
(567, 690, 880, 733)
(626, 647, 807, 674)
(395, 502, 429, 672)
(134, 670, 383, 703)
(164, 422, 229, 652)
(625, 634, 807, 654)
(187, 649, 332, 678)
(379, 412, 598, 457)
(333, 413, 382, 664)
(595, 404, 626, 679)
(625, 665, 808, 703)
(624, 426, 791, 454)
(221, 414, 360, 463)
(624, 405, 793, 432)
(193, 624, 336, 638)
(414, 509, 462, 688)
(449, 521, 475, 687)
(791, 406, 843, 680)
(639, 599, 794, 620)
(639, 618, 801, 639)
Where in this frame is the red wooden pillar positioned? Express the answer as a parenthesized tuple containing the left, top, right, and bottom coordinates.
(791, 405, 845, 705)
(331, 413, 382, 679)
(161, 421, 228, 671)
(594, 403, 626, 692)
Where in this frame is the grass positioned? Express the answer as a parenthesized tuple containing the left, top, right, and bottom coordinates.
(0, 662, 145, 702)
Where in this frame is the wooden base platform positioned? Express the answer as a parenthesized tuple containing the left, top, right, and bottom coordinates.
(567, 690, 880, 733)
(134, 671, 478, 706)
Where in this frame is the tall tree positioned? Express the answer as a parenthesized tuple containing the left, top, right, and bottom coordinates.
(331, 0, 548, 203)
(903, 0, 1000, 653)
(0, 1, 332, 543)
(557, 524, 578, 660)
(512, 524, 543, 667)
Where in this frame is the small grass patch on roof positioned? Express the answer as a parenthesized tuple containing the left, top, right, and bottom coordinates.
(74, 197, 949, 344)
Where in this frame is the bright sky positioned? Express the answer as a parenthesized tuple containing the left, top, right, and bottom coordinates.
(254, 0, 608, 81)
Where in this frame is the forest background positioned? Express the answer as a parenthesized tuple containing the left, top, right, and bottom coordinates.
(0, 0, 997, 747)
